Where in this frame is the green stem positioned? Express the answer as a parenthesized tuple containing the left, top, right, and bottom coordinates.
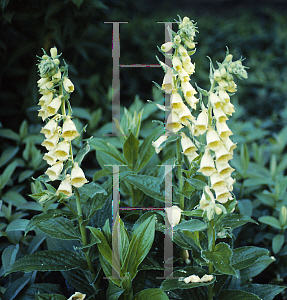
(75, 188, 97, 287)
(207, 219, 215, 300)
(176, 138, 184, 210)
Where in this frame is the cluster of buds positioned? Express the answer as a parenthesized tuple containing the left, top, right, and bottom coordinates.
(152, 16, 248, 221)
(181, 273, 214, 284)
(37, 47, 88, 198)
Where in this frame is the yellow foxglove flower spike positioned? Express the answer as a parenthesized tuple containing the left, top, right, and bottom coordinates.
(56, 175, 73, 197)
(61, 116, 80, 141)
(215, 187, 232, 203)
(71, 162, 88, 188)
(45, 161, 63, 181)
(215, 161, 235, 179)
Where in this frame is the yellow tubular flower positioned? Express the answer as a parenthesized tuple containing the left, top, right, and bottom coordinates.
(172, 56, 182, 71)
(40, 119, 58, 139)
(222, 102, 235, 116)
(39, 81, 54, 95)
(41, 130, 60, 151)
(213, 107, 228, 123)
(178, 69, 190, 82)
(161, 41, 173, 52)
(193, 109, 208, 136)
(215, 161, 235, 179)
(205, 127, 222, 151)
(186, 151, 199, 163)
(37, 77, 50, 87)
(215, 187, 232, 203)
(218, 89, 230, 103)
(71, 162, 88, 188)
(161, 69, 173, 93)
(45, 161, 63, 181)
(181, 81, 197, 102)
(54, 140, 70, 161)
(210, 172, 227, 193)
(209, 92, 222, 109)
(180, 132, 197, 155)
(198, 149, 216, 176)
(52, 69, 62, 82)
(166, 110, 183, 133)
(215, 145, 233, 164)
(216, 121, 233, 139)
(61, 116, 80, 141)
(38, 106, 49, 121)
(222, 136, 237, 152)
(47, 96, 63, 117)
(178, 44, 188, 57)
(182, 60, 195, 75)
(38, 92, 53, 106)
(170, 92, 186, 112)
(56, 175, 73, 197)
(166, 205, 182, 226)
(177, 106, 195, 126)
(63, 77, 74, 93)
(152, 135, 168, 154)
(43, 150, 57, 166)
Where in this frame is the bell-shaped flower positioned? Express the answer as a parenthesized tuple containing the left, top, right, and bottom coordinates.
(181, 132, 197, 155)
(43, 150, 57, 166)
(181, 81, 197, 102)
(61, 116, 80, 141)
(47, 96, 62, 117)
(186, 151, 199, 163)
(209, 92, 221, 109)
(37, 77, 50, 88)
(178, 106, 195, 126)
(40, 119, 58, 139)
(56, 175, 73, 197)
(216, 161, 235, 179)
(38, 92, 53, 106)
(38, 106, 49, 121)
(216, 121, 233, 139)
(39, 81, 54, 95)
(161, 69, 173, 94)
(161, 41, 173, 52)
(183, 60, 195, 74)
(210, 172, 227, 193)
(166, 111, 183, 133)
(172, 56, 182, 71)
(184, 40, 195, 49)
(215, 145, 233, 164)
(63, 77, 74, 93)
(222, 136, 237, 152)
(213, 107, 228, 123)
(166, 205, 182, 226)
(205, 127, 222, 151)
(193, 109, 208, 136)
(218, 89, 230, 103)
(52, 69, 61, 83)
(54, 140, 70, 161)
(45, 161, 63, 181)
(225, 176, 236, 191)
(41, 130, 60, 151)
(222, 102, 235, 116)
(215, 186, 232, 203)
(185, 95, 199, 110)
(226, 81, 237, 93)
(67, 292, 86, 300)
(178, 69, 190, 82)
(152, 135, 168, 154)
(198, 149, 216, 176)
(170, 92, 186, 112)
(217, 79, 229, 90)
(178, 45, 188, 57)
(71, 162, 88, 188)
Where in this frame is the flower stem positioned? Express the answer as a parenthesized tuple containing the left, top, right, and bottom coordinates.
(74, 188, 98, 287)
(207, 219, 215, 300)
(176, 138, 184, 210)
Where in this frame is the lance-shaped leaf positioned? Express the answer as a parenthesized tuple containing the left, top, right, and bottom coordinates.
(132, 288, 169, 300)
(218, 290, 261, 300)
(6, 250, 88, 274)
(123, 131, 139, 168)
(202, 242, 236, 276)
(242, 283, 286, 300)
(173, 219, 207, 233)
(123, 215, 155, 280)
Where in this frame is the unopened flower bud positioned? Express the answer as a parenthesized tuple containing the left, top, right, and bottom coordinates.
(50, 47, 58, 58)
(174, 35, 181, 44)
(63, 77, 74, 93)
(166, 205, 182, 226)
(161, 42, 173, 52)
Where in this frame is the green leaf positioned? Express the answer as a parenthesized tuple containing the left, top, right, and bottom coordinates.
(16, 283, 62, 300)
(6, 250, 88, 274)
(243, 177, 272, 187)
(18, 170, 34, 183)
(79, 181, 107, 199)
(231, 246, 270, 270)
(90, 138, 126, 164)
(93, 168, 112, 181)
(202, 242, 236, 276)
(185, 177, 207, 189)
(35, 294, 66, 300)
(220, 213, 257, 230)
(133, 288, 169, 300)
(219, 290, 261, 300)
(173, 219, 207, 232)
(34, 217, 81, 240)
(125, 174, 165, 202)
(2, 191, 27, 207)
(0, 128, 20, 141)
(272, 234, 285, 254)
(2, 244, 19, 273)
(0, 146, 19, 167)
(258, 216, 281, 229)
(240, 255, 275, 282)
(240, 143, 250, 175)
(242, 283, 286, 300)
(124, 215, 155, 280)
(6, 219, 30, 231)
(123, 131, 139, 168)
(0, 160, 19, 190)
(2, 276, 30, 300)
(134, 126, 163, 172)
(106, 282, 124, 300)
(74, 140, 90, 165)
(160, 266, 214, 291)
